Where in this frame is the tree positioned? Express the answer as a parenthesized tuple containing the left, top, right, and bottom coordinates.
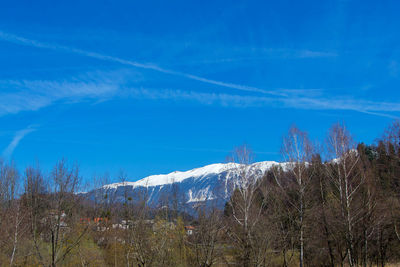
(225, 145, 269, 266)
(280, 125, 314, 267)
(22, 160, 88, 267)
(0, 160, 28, 266)
(307, 154, 336, 267)
(189, 207, 225, 267)
(22, 164, 47, 266)
(325, 123, 363, 267)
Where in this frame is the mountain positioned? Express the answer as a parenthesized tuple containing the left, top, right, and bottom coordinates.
(84, 161, 284, 211)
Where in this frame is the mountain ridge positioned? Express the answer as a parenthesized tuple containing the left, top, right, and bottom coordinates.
(103, 161, 280, 190)
(85, 161, 286, 211)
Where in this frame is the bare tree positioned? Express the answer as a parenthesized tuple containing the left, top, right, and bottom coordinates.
(22, 164, 47, 266)
(273, 125, 314, 267)
(226, 145, 269, 267)
(382, 119, 400, 153)
(0, 161, 29, 266)
(325, 123, 364, 267)
(379, 120, 400, 245)
(47, 159, 88, 267)
(188, 206, 225, 267)
(309, 154, 336, 267)
(22, 160, 87, 267)
(122, 178, 156, 267)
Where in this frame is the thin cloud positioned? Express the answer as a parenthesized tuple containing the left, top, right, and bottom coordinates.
(2, 126, 37, 159)
(1, 76, 399, 119)
(0, 31, 284, 96)
(356, 110, 399, 119)
(168, 49, 337, 68)
(124, 87, 400, 118)
(297, 50, 337, 58)
(120, 87, 399, 116)
(0, 75, 119, 116)
(0, 31, 398, 119)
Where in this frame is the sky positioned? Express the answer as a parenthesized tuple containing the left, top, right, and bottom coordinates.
(0, 0, 400, 185)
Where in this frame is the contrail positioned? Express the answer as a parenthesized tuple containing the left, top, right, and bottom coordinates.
(2, 125, 36, 159)
(0, 31, 398, 119)
(357, 110, 399, 119)
(0, 31, 284, 96)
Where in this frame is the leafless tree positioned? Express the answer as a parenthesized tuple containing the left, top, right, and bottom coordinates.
(122, 178, 156, 267)
(272, 125, 314, 267)
(266, 166, 299, 267)
(325, 123, 364, 267)
(226, 144, 269, 267)
(47, 159, 88, 267)
(380, 120, 400, 245)
(187, 205, 224, 267)
(382, 119, 400, 153)
(0, 161, 29, 266)
(22, 164, 47, 266)
(22, 160, 87, 266)
(308, 154, 336, 267)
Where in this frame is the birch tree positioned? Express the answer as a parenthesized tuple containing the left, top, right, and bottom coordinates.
(226, 145, 269, 266)
(0, 161, 28, 266)
(325, 123, 363, 267)
(274, 125, 314, 267)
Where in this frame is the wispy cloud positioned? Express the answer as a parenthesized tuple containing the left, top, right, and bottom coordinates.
(296, 50, 337, 58)
(123, 87, 400, 118)
(167, 49, 337, 68)
(1, 75, 399, 119)
(0, 31, 284, 96)
(0, 74, 119, 116)
(0, 31, 398, 119)
(2, 126, 37, 159)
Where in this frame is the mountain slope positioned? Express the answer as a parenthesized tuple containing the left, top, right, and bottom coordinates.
(86, 161, 284, 210)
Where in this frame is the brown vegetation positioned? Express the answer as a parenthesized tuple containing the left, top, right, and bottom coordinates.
(0, 121, 400, 266)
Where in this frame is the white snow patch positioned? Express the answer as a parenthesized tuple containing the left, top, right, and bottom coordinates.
(186, 187, 215, 203)
(102, 161, 280, 190)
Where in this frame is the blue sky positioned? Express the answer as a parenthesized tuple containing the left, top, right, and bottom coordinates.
(0, 0, 399, 185)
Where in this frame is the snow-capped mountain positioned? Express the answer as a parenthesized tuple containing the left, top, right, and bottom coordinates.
(85, 161, 284, 210)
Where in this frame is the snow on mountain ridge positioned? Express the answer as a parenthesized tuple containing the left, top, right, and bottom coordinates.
(102, 161, 280, 190)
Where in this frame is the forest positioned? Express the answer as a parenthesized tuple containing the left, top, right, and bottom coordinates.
(1, 121, 400, 267)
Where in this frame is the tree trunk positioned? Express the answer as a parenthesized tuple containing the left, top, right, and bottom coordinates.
(10, 204, 20, 267)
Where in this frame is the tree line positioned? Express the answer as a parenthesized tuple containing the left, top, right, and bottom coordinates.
(0, 121, 400, 266)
